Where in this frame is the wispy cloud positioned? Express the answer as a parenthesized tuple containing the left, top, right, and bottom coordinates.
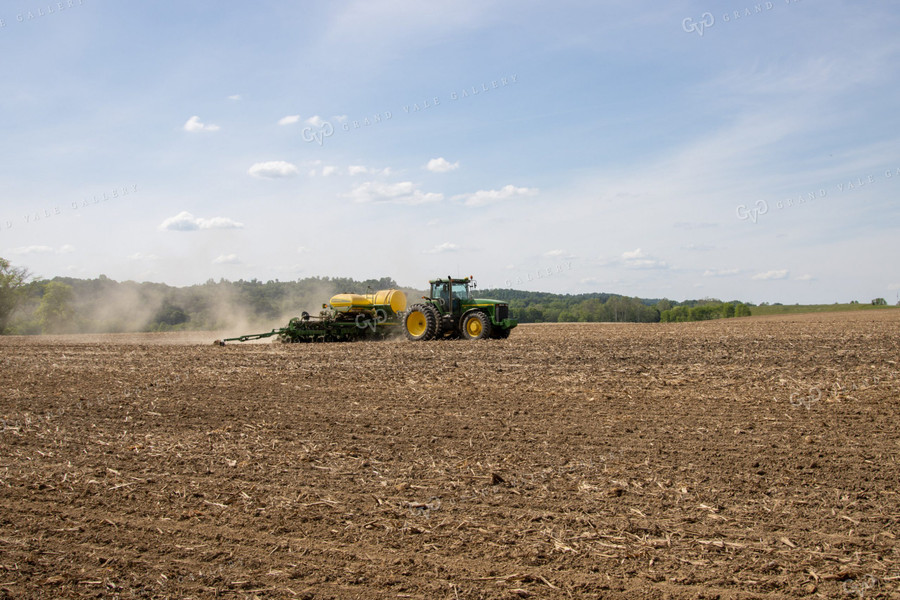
(622, 248, 668, 270)
(306, 115, 329, 127)
(7, 245, 54, 255)
(158, 212, 244, 232)
(212, 254, 241, 265)
(278, 115, 300, 125)
(347, 165, 391, 176)
(453, 184, 537, 207)
(347, 181, 443, 205)
(703, 268, 740, 277)
(6, 245, 74, 255)
(424, 242, 458, 254)
(752, 269, 789, 281)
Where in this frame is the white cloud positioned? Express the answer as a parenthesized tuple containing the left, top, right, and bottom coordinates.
(703, 268, 740, 277)
(278, 115, 300, 125)
(752, 269, 790, 281)
(424, 242, 458, 254)
(454, 184, 537, 207)
(347, 181, 443, 205)
(58, 245, 75, 254)
(158, 212, 201, 231)
(212, 254, 240, 265)
(322, 165, 338, 176)
(248, 161, 299, 178)
(796, 274, 815, 281)
(158, 211, 244, 232)
(621, 248, 668, 270)
(544, 249, 565, 257)
(297, 246, 309, 254)
(227, 94, 242, 101)
(183, 115, 220, 132)
(426, 157, 460, 173)
(306, 115, 328, 127)
(347, 165, 391, 176)
(333, 115, 348, 123)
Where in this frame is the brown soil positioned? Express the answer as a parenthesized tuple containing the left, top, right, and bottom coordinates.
(2, 310, 899, 599)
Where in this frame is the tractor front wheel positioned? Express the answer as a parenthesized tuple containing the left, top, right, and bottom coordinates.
(461, 311, 492, 340)
(404, 304, 437, 341)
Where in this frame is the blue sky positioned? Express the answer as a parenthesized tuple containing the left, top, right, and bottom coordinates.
(1, 0, 898, 304)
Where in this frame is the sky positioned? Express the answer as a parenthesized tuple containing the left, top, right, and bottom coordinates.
(1, 0, 898, 305)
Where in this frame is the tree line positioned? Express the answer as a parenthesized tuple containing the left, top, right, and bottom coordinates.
(1, 258, 762, 334)
(480, 288, 752, 324)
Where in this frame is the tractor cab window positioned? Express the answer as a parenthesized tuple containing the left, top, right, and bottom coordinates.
(431, 282, 451, 307)
(451, 282, 470, 300)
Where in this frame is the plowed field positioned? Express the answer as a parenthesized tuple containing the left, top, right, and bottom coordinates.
(2, 311, 899, 599)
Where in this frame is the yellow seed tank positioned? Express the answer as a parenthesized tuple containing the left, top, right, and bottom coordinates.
(329, 289, 407, 316)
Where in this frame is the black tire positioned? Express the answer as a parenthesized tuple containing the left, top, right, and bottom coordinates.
(492, 327, 511, 339)
(426, 304, 444, 339)
(404, 304, 437, 341)
(461, 311, 492, 340)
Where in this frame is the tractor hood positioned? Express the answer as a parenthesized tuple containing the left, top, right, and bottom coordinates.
(470, 298, 506, 306)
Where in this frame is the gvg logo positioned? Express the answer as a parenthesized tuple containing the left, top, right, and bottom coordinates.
(789, 387, 821, 410)
(736, 200, 768, 223)
(842, 575, 878, 598)
(683, 12, 714, 36)
(301, 120, 334, 146)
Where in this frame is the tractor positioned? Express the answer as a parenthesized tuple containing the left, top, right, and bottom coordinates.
(403, 276, 517, 340)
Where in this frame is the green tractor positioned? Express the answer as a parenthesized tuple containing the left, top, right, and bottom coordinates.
(403, 276, 517, 341)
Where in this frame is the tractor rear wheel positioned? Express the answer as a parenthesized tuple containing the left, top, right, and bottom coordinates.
(461, 311, 492, 340)
(427, 305, 444, 339)
(404, 304, 437, 341)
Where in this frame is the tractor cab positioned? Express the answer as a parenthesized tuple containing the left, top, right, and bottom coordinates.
(429, 277, 472, 317)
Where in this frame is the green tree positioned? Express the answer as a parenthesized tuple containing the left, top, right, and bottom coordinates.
(872, 298, 887, 306)
(153, 302, 189, 327)
(36, 282, 75, 334)
(0, 257, 30, 334)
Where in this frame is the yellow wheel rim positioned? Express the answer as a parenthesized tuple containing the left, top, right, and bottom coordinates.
(407, 310, 427, 337)
(466, 317, 483, 337)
